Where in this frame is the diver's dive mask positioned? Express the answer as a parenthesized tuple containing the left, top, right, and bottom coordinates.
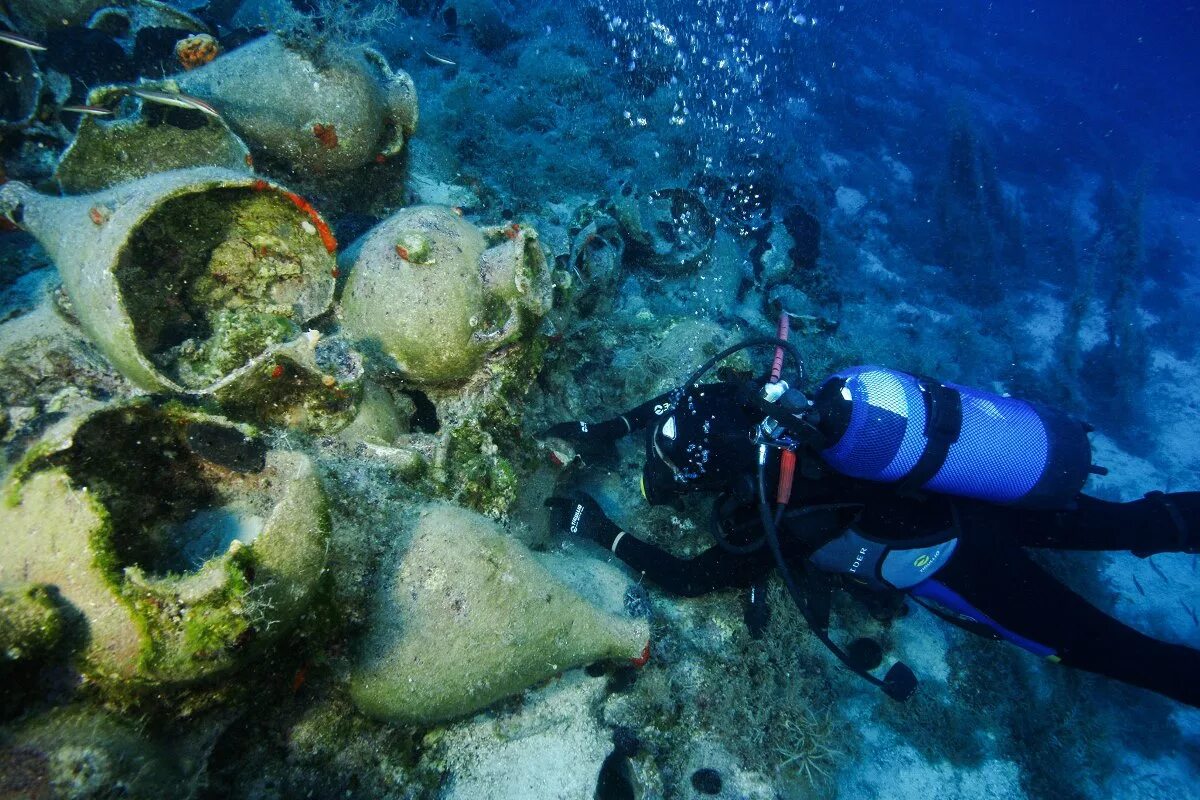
(640, 384, 762, 505)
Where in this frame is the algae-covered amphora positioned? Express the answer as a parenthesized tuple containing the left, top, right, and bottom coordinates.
(174, 34, 418, 175)
(0, 401, 330, 700)
(350, 503, 649, 724)
(340, 205, 551, 386)
(54, 84, 253, 194)
(0, 167, 337, 394)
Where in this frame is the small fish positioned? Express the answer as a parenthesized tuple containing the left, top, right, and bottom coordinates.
(60, 104, 114, 117)
(1148, 558, 1169, 583)
(132, 89, 220, 118)
(1132, 574, 1146, 597)
(424, 50, 457, 66)
(0, 31, 47, 52)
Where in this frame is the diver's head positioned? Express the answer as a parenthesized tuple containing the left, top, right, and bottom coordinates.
(641, 384, 761, 505)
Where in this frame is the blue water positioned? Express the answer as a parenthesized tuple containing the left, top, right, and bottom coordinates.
(1, 0, 1198, 798)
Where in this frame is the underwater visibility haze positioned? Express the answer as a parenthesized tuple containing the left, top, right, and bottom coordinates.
(0, 0, 1199, 798)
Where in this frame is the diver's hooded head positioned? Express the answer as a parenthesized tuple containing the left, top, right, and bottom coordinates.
(641, 383, 761, 505)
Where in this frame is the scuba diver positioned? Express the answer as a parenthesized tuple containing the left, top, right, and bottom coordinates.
(544, 326, 1200, 707)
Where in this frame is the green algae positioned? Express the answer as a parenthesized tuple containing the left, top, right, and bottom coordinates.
(190, 309, 300, 382)
(0, 585, 65, 667)
(437, 333, 547, 518)
(0, 402, 331, 709)
(115, 188, 334, 389)
(55, 105, 252, 195)
(213, 346, 362, 435)
(446, 421, 519, 519)
(394, 230, 434, 264)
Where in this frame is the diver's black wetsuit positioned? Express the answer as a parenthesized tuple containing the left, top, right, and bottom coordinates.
(548, 385, 1200, 708)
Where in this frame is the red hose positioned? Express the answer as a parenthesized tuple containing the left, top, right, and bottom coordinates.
(771, 310, 796, 505)
(777, 449, 797, 505)
(770, 310, 789, 383)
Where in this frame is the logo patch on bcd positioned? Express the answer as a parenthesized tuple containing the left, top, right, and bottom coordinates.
(913, 554, 932, 568)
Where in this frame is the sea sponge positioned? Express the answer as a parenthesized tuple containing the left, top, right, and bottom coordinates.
(176, 33, 221, 71)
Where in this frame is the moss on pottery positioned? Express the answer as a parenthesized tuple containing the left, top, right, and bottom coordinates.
(445, 421, 519, 519)
(119, 187, 327, 389)
(424, 330, 547, 518)
(0, 168, 336, 395)
(191, 308, 299, 380)
(211, 332, 365, 435)
(54, 84, 252, 194)
(0, 401, 330, 705)
(0, 584, 65, 668)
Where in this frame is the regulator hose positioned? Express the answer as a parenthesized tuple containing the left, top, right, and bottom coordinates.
(756, 447, 918, 702)
(680, 337, 806, 395)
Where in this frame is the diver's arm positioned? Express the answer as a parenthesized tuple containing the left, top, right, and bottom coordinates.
(546, 494, 772, 597)
(609, 534, 774, 597)
(543, 392, 675, 446)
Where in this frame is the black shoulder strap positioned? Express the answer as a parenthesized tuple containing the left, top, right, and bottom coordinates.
(896, 378, 962, 494)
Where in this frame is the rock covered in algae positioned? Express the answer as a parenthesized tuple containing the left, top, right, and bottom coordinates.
(341, 205, 551, 386)
(0, 167, 336, 394)
(175, 34, 418, 176)
(0, 584, 64, 668)
(0, 705, 181, 800)
(0, 401, 330, 700)
(349, 503, 648, 724)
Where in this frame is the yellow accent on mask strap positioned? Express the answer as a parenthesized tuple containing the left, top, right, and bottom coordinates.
(640, 474, 648, 500)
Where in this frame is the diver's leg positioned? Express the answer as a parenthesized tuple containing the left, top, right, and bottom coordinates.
(936, 529, 1200, 708)
(971, 492, 1200, 555)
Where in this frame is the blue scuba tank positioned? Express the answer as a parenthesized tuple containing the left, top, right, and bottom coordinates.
(811, 366, 1093, 508)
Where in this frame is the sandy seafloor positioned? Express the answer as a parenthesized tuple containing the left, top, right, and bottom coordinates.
(1, 0, 1199, 798)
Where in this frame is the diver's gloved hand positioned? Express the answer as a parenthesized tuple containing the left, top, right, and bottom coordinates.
(542, 418, 628, 458)
(545, 493, 623, 549)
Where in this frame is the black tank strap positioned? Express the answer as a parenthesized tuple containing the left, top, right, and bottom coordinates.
(896, 378, 962, 494)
